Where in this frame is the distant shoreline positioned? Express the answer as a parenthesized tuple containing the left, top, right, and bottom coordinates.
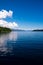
(0, 27, 43, 33)
(33, 29, 43, 31)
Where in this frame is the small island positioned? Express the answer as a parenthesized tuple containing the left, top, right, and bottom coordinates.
(33, 29, 43, 31)
(0, 27, 11, 33)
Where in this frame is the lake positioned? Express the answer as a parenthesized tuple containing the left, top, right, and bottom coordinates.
(0, 31, 43, 64)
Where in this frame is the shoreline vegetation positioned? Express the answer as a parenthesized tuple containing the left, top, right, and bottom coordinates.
(0, 27, 11, 33)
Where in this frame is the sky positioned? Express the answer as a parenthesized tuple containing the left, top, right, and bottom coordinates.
(0, 0, 43, 30)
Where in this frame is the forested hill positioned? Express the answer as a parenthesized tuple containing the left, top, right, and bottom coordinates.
(0, 27, 11, 33)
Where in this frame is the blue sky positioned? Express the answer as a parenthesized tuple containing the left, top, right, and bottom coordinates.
(0, 0, 43, 30)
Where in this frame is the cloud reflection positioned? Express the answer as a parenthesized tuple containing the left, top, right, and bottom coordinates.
(0, 31, 18, 56)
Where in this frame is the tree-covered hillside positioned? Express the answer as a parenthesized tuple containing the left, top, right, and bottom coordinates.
(0, 27, 11, 33)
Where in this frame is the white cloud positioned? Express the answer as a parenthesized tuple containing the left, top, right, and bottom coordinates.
(0, 9, 19, 29)
(0, 20, 18, 29)
(0, 10, 13, 19)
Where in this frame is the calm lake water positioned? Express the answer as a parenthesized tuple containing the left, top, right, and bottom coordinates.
(0, 31, 43, 64)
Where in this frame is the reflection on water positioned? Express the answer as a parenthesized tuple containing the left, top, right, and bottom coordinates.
(0, 31, 18, 56)
(0, 31, 43, 58)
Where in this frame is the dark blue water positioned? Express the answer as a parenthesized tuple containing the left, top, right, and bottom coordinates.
(0, 31, 43, 64)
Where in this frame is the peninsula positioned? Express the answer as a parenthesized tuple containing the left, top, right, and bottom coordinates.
(0, 27, 11, 33)
(33, 29, 43, 31)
